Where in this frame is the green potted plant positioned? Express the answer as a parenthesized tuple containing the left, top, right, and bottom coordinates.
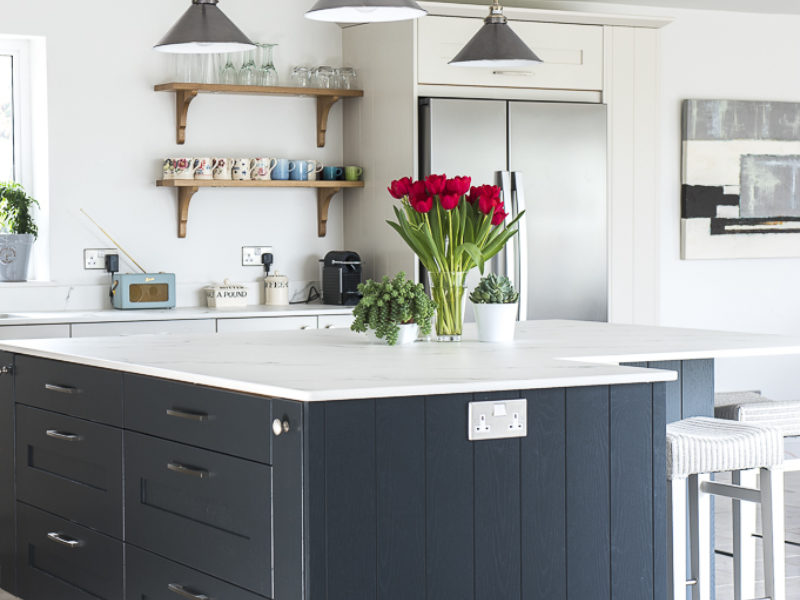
(0, 182, 38, 282)
(351, 272, 436, 345)
(469, 273, 519, 342)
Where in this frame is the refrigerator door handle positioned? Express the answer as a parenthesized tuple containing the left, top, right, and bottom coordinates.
(495, 170, 514, 285)
(511, 171, 529, 321)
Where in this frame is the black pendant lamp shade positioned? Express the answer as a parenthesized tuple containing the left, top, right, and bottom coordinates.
(154, 0, 255, 54)
(305, 0, 426, 23)
(449, 3, 542, 67)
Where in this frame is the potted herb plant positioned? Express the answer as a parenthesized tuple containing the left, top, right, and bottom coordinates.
(469, 273, 519, 342)
(0, 182, 38, 282)
(351, 272, 436, 345)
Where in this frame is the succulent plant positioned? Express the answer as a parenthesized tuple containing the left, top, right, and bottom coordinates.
(469, 273, 519, 304)
(351, 272, 436, 345)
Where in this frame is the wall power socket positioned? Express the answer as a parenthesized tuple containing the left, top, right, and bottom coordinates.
(242, 246, 273, 267)
(83, 248, 117, 270)
(468, 399, 527, 441)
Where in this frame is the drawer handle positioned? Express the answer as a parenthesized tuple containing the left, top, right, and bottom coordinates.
(167, 461, 209, 479)
(166, 408, 211, 423)
(491, 70, 534, 76)
(46, 532, 83, 549)
(300, 325, 311, 330)
(44, 383, 82, 395)
(0, 365, 12, 375)
(325, 324, 336, 329)
(168, 583, 209, 600)
(272, 417, 290, 436)
(46, 429, 83, 442)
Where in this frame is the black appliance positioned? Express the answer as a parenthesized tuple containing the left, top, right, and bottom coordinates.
(322, 251, 362, 305)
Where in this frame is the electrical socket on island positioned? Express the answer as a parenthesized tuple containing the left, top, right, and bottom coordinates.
(83, 248, 118, 270)
(242, 246, 273, 267)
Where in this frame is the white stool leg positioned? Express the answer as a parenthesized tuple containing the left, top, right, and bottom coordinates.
(761, 466, 786, 600)
(669, 477, 688, 600)
(689, 474, 711, 600)
(732, 469, 757, 600)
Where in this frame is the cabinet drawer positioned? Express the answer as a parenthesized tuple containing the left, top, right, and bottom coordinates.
(418, 16, 603, 91)
(16, 405, 122, 538)
(71, 319, 216, 337)
(15, 356, 123, 426)
(318, 313, 354, 330)
(16, 503, 122, 600)
(126, 545, 267, 600)
(0, 324, 70, 340)
(125, 432, 272, 596)
(124, 374, 272, 463)
(216, 315, 317, 332)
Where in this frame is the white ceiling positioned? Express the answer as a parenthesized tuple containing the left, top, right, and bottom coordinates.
(440, 0, 800, 14)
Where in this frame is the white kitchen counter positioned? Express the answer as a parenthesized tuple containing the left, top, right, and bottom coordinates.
(1, 320, 799, 401)
(0, 304, 352, 326)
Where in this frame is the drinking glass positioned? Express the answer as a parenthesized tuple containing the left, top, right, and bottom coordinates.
(238, 49, 258, 85)
(337, 67, 358, 90)
(290, 66, 312, 88)
(197, 54, 219, 85)
(219, 52, 239, 85)
(173, 55, 194, 83)
(257, 43, 279, 87)
(313, 66, 335, 89)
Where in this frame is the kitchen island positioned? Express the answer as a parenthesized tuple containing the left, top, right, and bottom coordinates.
(1, 320, 799, 600)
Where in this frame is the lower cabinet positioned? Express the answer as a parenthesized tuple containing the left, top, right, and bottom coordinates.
(0, 352, 13, 593)
(16, 503, 123, 600)
(126, 544, 266, 600)
(216, 315, 317, 332)
(124, 431, 273, 597)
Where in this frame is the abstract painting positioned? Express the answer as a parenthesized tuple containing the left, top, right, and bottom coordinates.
(681, 99, 800, 259)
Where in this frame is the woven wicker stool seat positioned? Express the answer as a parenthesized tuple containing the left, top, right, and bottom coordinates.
(715, 391, 800, 436)
(666, 416, 783, 479)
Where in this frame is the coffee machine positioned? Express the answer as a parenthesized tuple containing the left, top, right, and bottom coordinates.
(321, 251, 362, 305)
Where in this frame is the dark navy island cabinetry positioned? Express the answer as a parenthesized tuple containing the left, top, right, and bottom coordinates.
(0, 355, 716, 600)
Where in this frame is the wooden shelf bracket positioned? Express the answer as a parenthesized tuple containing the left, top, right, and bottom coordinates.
(317, 187, 342, 237)
(316, 96, 340, 148)
(175, 89, 198, 145)
(177, 186, 199, 238)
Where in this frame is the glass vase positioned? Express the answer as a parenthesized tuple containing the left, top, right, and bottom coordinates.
(428, 270, 468, 342)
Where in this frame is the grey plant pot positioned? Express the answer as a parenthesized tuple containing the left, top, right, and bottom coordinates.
(0, 233, 34, 281)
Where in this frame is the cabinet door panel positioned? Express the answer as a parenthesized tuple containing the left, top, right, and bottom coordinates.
(125, 432, 273, 597)
(216, 316, 317, 332)
(0, 352, 13, 593)
(15, 356, 123, 426)
(16, 503, 122, 600)
(0, 325, 70, 340)
(318, 314, 355, 330)
(71, 319, 215, 337)
(16, 406, 122, 538)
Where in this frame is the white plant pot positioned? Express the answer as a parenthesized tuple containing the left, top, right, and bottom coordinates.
(472, 302, 518, 342)
(371, 322, 419, 345)
(0, 234, 34, 282)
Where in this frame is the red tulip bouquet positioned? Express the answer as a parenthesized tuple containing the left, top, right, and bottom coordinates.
(386, 174, 523, 340)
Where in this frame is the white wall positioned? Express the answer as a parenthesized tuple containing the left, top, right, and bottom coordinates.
(0, 0, 348, 310)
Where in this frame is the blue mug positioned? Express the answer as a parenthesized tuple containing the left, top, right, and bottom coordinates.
(289, 160, 314, 181)
(322, 166, 344, 181)
(272, 159, 294, 181)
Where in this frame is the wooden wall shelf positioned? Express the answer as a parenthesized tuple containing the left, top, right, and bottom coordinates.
(156, 179, 365, 238)
(154, 82, 364, 147)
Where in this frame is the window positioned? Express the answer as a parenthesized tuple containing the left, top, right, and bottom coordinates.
(0, 54, 15, 182)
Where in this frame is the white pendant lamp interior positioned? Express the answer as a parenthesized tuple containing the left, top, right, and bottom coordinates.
(449, 1, 542, 68)
(305, 0, 427, 23)
(154, 0, 255, 54)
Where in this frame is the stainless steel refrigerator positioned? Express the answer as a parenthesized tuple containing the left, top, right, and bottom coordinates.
(420, 98, 608, 322)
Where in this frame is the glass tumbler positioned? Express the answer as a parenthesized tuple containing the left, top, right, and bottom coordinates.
(238, 49, 258, 85)
(313, 66, 335, 89)
(196, 54, 219, 84)
(337, 67, 358, 90)
(257, 43, 279, 87)
(290, 66, 312, 88)
(219, 52, 239, 85)
(173, 55, 194, 83)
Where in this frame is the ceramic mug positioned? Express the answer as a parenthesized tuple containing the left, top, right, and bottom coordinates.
(322, 166, 344, 181)
(212, 157, 233, 180)
(162, 159, 175, 180)
(344, 165, 363, 181)
(232, 158, 251, 181)
(173, 158, 194, 180)
(272, 158, 294, 181)
(193, 157, 214, 180)
(250, 157, 278, 181)
(289, 160, 314, 181)
(307, 160, 324, 181)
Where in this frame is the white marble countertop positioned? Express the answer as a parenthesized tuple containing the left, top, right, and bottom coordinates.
(1, 320, 800, 401)
(0, 303, 353, 326)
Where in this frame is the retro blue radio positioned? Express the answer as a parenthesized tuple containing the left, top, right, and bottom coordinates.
(111, 273, 176, 310)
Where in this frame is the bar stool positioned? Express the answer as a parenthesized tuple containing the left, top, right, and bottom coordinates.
(715, 391, 800, 599)
(667, 417, 785, 600)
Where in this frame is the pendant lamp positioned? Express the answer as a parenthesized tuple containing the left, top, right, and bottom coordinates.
(449, 1, 542, 67)
(305, 0, 426, 23)
(154, 0, 255, 54)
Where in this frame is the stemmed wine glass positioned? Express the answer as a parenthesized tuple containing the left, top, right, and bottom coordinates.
(219, 52, 239, 85)
(238, 48, 257, 85)
(257, 43, 279, 87)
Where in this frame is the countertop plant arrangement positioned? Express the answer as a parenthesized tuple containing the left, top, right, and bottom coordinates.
(470, 273, 520, 343)
(0, 182, 38, 238)
(387, 174, 523, 340)
(469, 273, 519, 304)
(350, 272, 436, 345)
